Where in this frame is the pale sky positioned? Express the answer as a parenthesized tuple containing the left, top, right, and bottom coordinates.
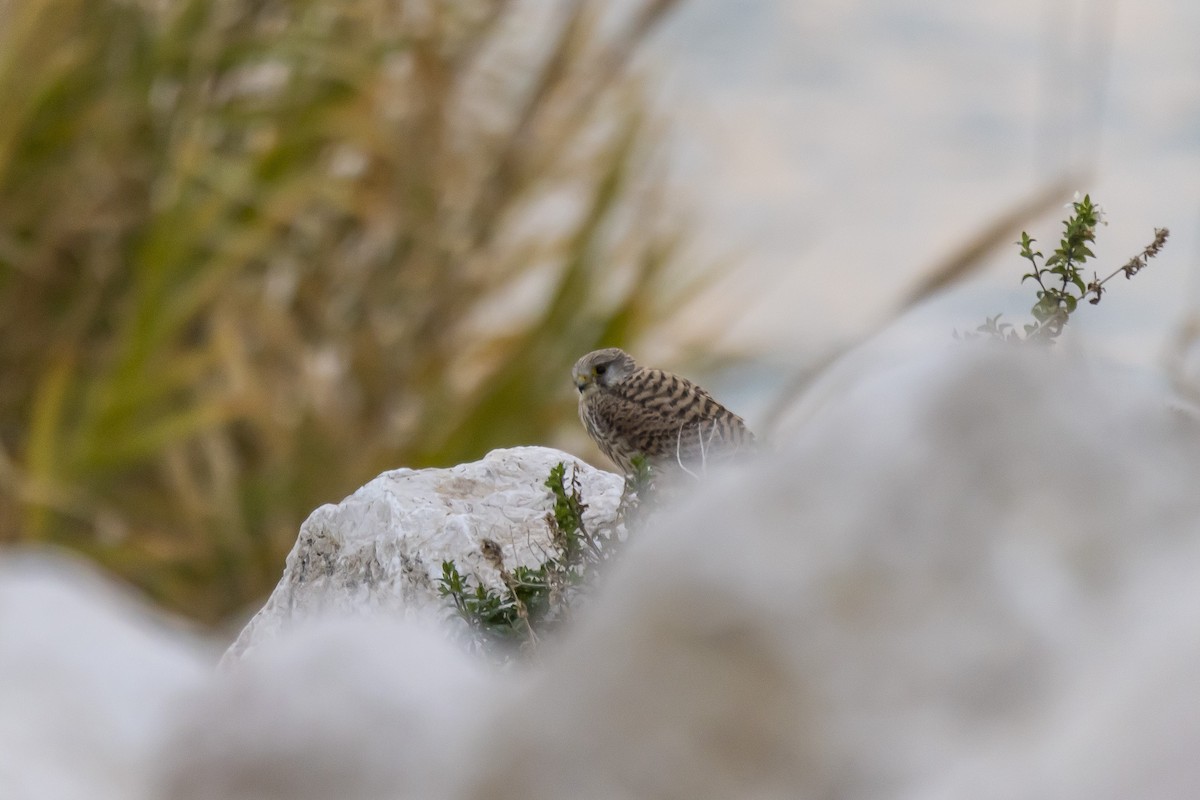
(644, 0, 1200, 370)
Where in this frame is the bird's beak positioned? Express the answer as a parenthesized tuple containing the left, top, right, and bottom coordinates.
(574, 374, 589, 393)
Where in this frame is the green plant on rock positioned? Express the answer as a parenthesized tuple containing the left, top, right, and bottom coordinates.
(438, 458, 655, 658)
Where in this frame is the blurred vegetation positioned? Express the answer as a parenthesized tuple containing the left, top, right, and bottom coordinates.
(0, 0, 696, 623)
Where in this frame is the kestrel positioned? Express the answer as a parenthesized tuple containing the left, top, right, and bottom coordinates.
(572, 348, 754, 476)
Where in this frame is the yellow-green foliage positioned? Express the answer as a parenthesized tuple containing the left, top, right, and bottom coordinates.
(0, 0, 691, 622)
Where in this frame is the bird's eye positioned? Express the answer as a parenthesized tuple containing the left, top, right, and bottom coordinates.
(595, 364, 607, 376)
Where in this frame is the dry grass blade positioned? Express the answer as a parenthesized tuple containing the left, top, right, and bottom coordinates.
(900, 173, 1088, 308)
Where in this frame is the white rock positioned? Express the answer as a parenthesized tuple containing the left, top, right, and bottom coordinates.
(20, 345, 1200, 800)
(453, 346, 1200, 800)
(916, 560, 1200, 800)
(156, 615, 492, 800)
(0, 551, 213, 800)
(223, 445, 624, 663)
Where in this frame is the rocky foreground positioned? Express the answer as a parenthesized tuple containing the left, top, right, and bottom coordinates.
(5, 346, 1200, 800)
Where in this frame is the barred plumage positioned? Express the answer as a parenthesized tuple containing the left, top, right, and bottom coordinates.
(572, 348, 754, 475)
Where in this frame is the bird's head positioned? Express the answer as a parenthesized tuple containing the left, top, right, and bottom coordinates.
(572, 348, 637, 395)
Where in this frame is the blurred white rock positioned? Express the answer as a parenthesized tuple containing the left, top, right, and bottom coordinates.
(223, 445, 624, 663)
(453, 345, 1200, 799)
(10, 346, 1200, 800)
(157, 615, 493, 800)
(915, 561, 1200, 800)
(0, 550, 213, 800)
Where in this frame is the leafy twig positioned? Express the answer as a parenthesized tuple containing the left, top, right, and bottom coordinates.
(968, 194, 1168, 343)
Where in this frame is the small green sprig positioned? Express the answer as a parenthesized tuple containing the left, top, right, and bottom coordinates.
(437, 560, 524, 650)
(1018, 193, 1101, 340)
(969, 194, 1168, 342)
